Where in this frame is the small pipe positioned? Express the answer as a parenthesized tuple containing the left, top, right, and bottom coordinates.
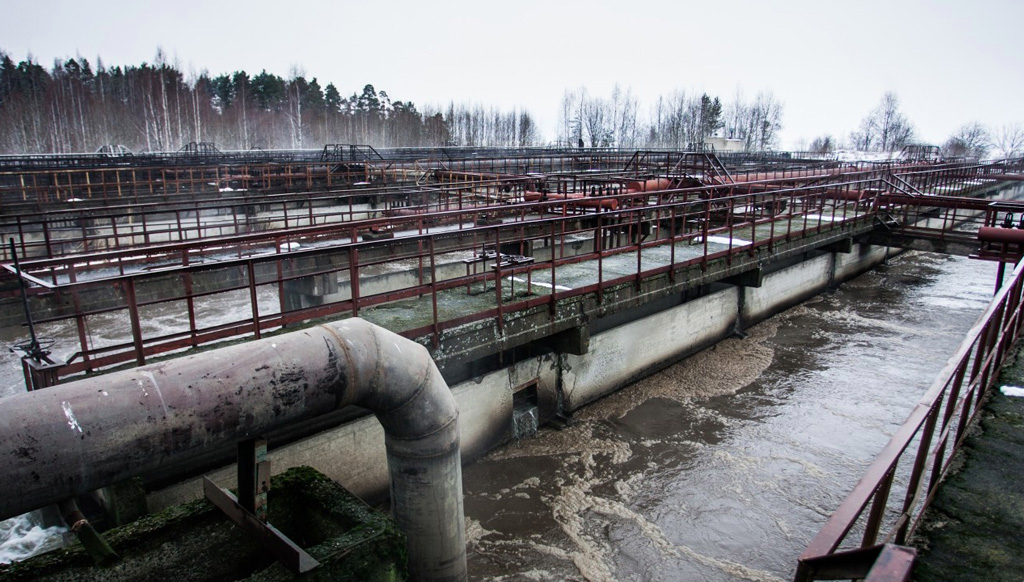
(57, 498, 119, 566)
(0, 318, 466, 582)
(979, 226, 1024, 244)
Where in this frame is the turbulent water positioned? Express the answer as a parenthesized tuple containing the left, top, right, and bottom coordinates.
(462, 250, 996, 581)
(0, 510, 65, 565)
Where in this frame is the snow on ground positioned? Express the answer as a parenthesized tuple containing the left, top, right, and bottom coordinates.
(1000, 385, 1024, 398)
(694, 235, 752, 246)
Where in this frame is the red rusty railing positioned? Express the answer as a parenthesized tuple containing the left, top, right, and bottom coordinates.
(0, 159, 1005, 264)
(14, 178, 881, 384)
(794, 256, 1024, 581)
(4, 161, 1015, 388)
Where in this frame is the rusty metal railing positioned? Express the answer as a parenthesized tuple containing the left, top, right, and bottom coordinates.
(794, 257, 1024, 581)
(2, 162, 1014, 388)
(0, 160, 1001, 267)
(9, 178, 878, 384)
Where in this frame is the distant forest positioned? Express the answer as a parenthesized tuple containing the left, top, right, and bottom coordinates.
(0, 50, 788, 155)
(0, 51, 542, 154)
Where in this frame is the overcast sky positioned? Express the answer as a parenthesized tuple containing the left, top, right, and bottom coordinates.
(2, 0, 1021, 149)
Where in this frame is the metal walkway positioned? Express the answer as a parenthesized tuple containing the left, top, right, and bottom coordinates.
(2, 152, 1022, 394)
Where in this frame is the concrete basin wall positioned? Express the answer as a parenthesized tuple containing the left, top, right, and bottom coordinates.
(561, 286, 738, 411)
(147, 243, 889, 510)
(743, 253, 833, 323)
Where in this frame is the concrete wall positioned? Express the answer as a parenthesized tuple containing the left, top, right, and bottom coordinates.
(148, 243, 889, 509)
(743, 253, 832, 323)
(561, 287, 738, 411)
(835, 244, 890, 280)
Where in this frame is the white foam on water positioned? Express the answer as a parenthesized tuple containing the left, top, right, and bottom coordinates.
(0, 512, 65, 564)
(577, 316, 781, 422)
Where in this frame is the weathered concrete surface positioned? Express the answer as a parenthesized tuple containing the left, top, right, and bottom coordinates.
(562, 286, 738, 411)
(911, 346, 1024, 581)
(743, 253, 831, 323)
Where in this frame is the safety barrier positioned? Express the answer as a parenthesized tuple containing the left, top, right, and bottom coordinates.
(794, 257, 1024, 580)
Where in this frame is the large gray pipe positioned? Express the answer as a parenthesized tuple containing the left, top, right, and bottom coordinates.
(0, 318, 466, 582)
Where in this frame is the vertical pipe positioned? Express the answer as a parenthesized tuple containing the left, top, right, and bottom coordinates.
(67, 264, 91, 373)
(549, 221, 558, 318)
(596, 212, 604, 304)
(495, 228, 504, 332)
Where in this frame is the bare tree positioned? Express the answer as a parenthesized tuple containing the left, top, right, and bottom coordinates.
(722, 87, 747, 141)
(942, 122, 990, 160)
(582, 95, 608, 147)
(808, 134, 835, 155)
(558, 87, 585, 146)
(611, 84, 641, 148)
(748, 91, 783, 152)
(718, 89, 784, 152)
(855, 92, 914, 153)
(992, 122, 1024, 159)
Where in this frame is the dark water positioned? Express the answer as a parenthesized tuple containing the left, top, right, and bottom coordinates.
(462, 251, 996, 581)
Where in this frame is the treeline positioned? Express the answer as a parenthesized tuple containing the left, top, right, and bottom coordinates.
(802, 92, 1024, 161)
(558, 85, 784, 151)
(0, 50, 539, 154)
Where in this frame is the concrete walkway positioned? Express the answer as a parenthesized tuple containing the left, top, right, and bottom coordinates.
(911, 345, 1024, 581)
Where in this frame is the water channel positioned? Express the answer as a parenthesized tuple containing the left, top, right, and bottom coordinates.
(461, 249, 996, 581)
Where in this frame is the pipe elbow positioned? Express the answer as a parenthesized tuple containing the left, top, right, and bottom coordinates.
(322, 319, 458, 445)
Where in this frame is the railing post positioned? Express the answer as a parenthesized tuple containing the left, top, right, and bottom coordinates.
(350, 247, 360, 318)
(977, 302, 1006, 398)
(549, 221, 558, 318)
(862, 468, 896, 548)
(928, 360, 970, 494)
(896, 402, 939, 544)
(247, 260, 261, 340)
(124, 279, 145, 366)
(429, 237, 439, 348)
(596, 212, 604, 304)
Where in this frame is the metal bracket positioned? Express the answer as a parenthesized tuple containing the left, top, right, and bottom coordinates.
(203, 438, 319, 574)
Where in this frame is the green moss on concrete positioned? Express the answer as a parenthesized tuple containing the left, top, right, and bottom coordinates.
(912, 348, 1024, 582)
(0, 467, 405, 582)
(106, 477, 149, 526)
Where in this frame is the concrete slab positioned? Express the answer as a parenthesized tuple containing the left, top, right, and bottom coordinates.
(911, 346, 1024, 581)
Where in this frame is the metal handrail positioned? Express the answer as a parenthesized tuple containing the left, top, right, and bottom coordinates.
(3, 161, 1011, 388)
(794, 257, 1024, 581)
(0, 160, 987, 265)
(16, 181, 873, 384)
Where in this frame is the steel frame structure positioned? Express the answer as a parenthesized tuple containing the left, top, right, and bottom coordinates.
(0, 158, 1007, 264)
(10, 178, 881, 381)
(5, 157, 1013, 388)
